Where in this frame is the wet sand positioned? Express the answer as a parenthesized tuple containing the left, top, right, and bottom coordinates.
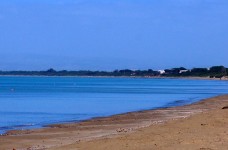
(0, 95, 228, 150)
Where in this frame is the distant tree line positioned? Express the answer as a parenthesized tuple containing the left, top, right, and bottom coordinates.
(0, 68, 160, 77)
(0, 66, 227, 78)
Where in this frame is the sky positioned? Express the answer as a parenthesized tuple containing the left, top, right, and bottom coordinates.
(0, 0, 228, 71)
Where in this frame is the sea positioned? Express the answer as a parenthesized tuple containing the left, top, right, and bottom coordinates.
(0, 76, 228, 134)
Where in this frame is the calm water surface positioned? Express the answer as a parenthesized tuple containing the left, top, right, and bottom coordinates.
(0, 76, 227, 133)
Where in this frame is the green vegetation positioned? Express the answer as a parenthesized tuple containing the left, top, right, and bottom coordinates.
(0, 66, 227, 78)
(163, 66, 228, 79)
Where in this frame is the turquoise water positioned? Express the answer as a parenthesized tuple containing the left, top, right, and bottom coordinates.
(0, 76, 227, 134)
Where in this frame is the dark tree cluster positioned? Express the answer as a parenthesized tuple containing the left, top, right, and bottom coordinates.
(163, 66, 227, 78)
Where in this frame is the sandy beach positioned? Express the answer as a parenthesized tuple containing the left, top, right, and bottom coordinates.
(0, 95, 228, 150)
(1, 0, 228, 150)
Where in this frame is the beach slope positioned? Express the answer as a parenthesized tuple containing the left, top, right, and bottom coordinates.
(0, 95, 228, 150)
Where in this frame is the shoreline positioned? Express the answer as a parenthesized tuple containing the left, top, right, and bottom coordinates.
(0, 95, 228, 150)
(0, 96, 203, 135)
(0, 75, 227, 81)
(0, 94, 219, 135)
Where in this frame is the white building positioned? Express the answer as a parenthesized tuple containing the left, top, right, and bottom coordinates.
(158, 70, 165, 74)
(179, 70, 189, 74)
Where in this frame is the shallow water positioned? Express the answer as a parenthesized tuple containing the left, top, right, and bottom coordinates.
(0, 76, 227, 133)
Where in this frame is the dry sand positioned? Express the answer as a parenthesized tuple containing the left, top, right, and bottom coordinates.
(0, 95, 228, 150)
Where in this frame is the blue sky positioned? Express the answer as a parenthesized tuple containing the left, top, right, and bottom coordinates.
(0, 0, 228, 70)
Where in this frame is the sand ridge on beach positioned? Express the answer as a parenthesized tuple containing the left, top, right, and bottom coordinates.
(0, 95, 228, 150)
